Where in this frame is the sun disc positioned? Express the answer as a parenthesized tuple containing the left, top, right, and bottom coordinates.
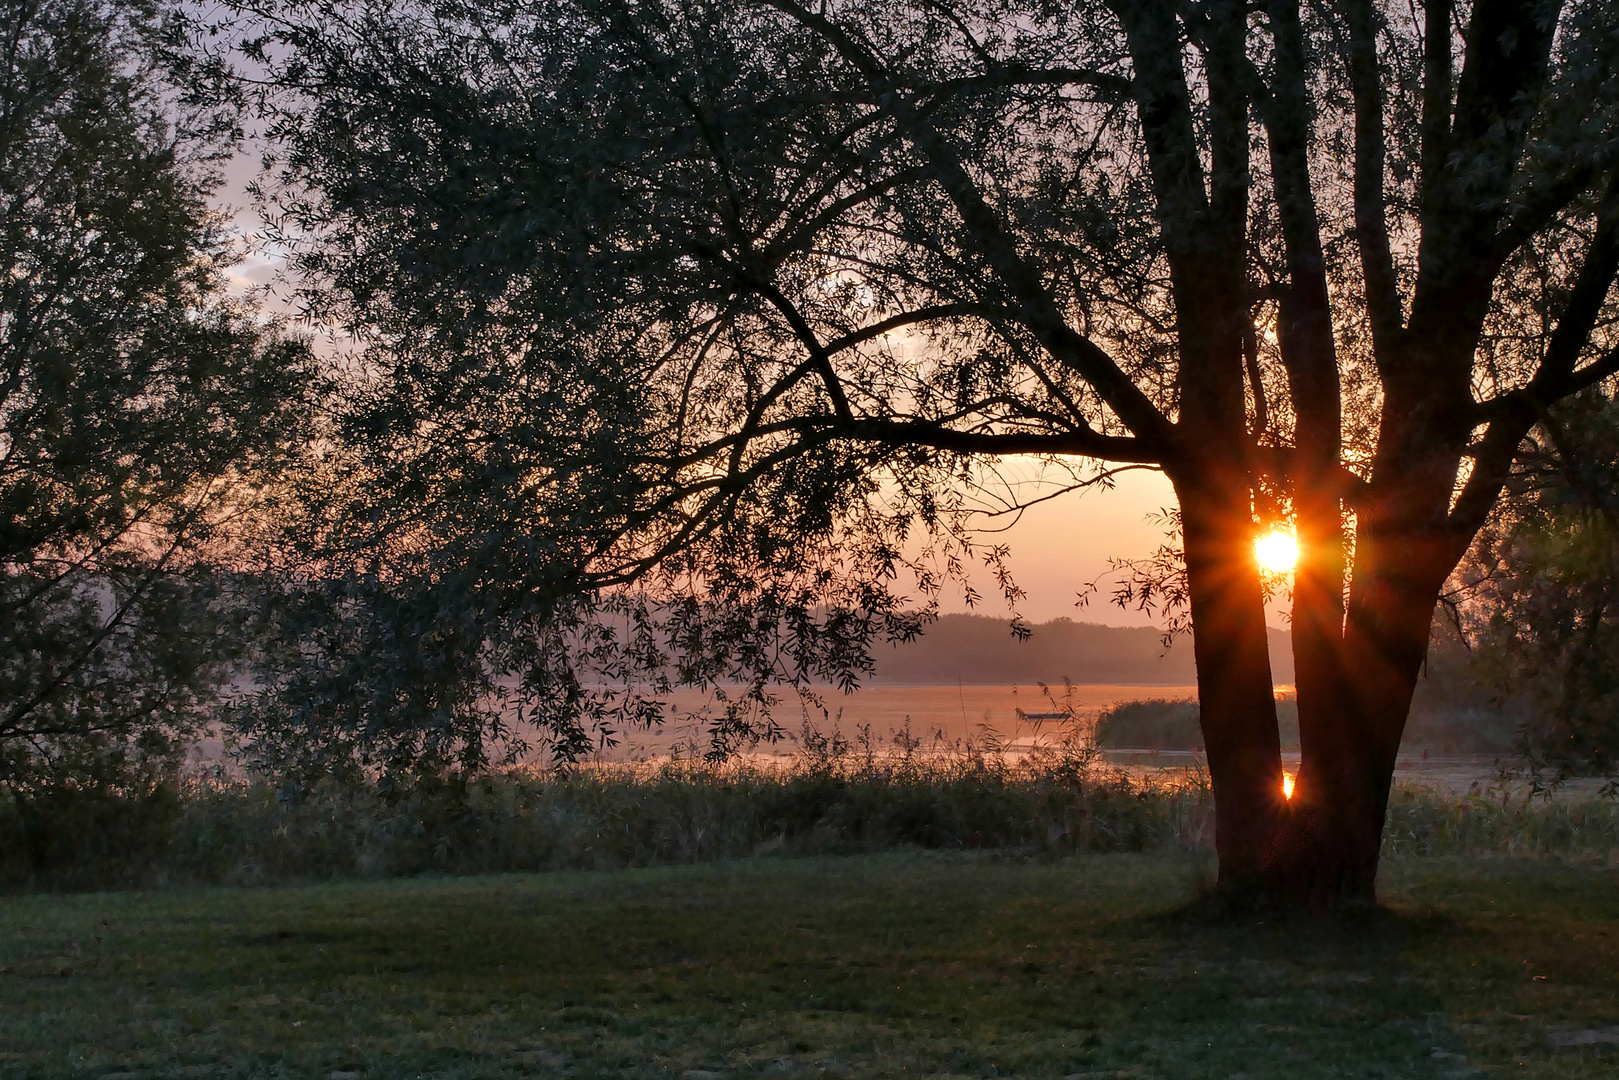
(1254, 530, 1299, 574)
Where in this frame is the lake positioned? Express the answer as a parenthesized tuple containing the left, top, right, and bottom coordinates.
(603, 682, 1198, 758)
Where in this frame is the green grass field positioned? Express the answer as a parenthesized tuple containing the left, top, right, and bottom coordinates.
(3, 853, 1618, 1079)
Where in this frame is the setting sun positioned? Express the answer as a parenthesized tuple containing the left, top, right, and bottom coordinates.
(1282, 771, 1296, 800)
(1254, 529, 1299, 574)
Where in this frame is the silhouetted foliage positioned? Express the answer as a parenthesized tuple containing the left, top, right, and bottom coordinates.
(1454, 388, 1619, 779)
(0, 0, 312, 796)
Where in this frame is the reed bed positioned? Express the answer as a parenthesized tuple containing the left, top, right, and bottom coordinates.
(2, 727, 1615, 891)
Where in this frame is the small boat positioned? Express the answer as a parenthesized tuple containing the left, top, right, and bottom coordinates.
(1016, 709, 1071, 721)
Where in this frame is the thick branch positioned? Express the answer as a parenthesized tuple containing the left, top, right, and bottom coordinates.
(1242, 323, 1270, 438)
(1420, 0, 1454, 196)
(759, 0, 1179, 454)
(753, 280, 856, 423)
(1408, 0, 1562, 345)
(734, 280, 1161, 468)
(1476, 175, 1619, 428)
(821, 302, 1006, 354)
(758, 291, 1161, 462)
(588, 410, 1163, 593)
(1448, 0, 1560, 150)
(836, 418, 1163, 462)
(1339, 0, 1403, 358)
(1474, 346, 1619, 424)
(1113, 0, 1253, 444)
(1111, 0, 1212, 264)
(1263, 0, 1343, 468)
(1492, 162, 1602, 262)
(1450, 176, 1619, 540)
(1202, 0, 1251, 258)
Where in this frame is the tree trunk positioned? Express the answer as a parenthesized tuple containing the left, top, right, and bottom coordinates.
(1174, 474, 1285, 894)
(1268, 494, 1462, 907)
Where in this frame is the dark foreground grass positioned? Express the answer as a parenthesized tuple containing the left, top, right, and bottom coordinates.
(3, 853, 1618, 1080)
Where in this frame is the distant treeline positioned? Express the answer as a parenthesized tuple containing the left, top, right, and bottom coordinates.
(870, 614, 1295, 686)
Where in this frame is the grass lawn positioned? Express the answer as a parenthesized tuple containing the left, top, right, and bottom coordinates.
(2, 853, 1617, 1079)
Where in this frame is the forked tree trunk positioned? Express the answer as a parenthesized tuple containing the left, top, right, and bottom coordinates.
(1179, 469, 1468, 909)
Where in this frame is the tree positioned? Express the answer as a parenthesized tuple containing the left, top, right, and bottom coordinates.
(1453, 386, 1619, 781)
(0, 0, 311, 794)
(208, 0, 1619, 905)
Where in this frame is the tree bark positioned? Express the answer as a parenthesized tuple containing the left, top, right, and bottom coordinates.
(1174, 472, 1285, 893)
(1265, 442, 1473, 906)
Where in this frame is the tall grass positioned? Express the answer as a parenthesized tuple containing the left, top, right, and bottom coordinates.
(2, 724, 1210, 889)
(2, 722, 1615, 891)
(1383, 781, 1619, 859)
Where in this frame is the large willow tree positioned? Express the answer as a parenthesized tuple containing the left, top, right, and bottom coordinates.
(212, 0, 1619, 904)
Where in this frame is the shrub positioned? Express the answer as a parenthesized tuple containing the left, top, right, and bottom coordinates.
(1094, 699, 1206, 750)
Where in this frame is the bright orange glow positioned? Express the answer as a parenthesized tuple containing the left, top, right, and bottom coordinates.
(1255, 530, 1299, 574)
(1282, 771, 1296, 800)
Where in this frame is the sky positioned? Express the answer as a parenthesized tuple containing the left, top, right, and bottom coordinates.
(931, 464, 1182, 626)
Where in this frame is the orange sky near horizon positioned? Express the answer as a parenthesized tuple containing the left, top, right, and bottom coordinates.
(932, 465, 1183, 626)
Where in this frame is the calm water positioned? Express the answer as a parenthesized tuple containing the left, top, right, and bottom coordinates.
(605, 682, 1196, 758)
